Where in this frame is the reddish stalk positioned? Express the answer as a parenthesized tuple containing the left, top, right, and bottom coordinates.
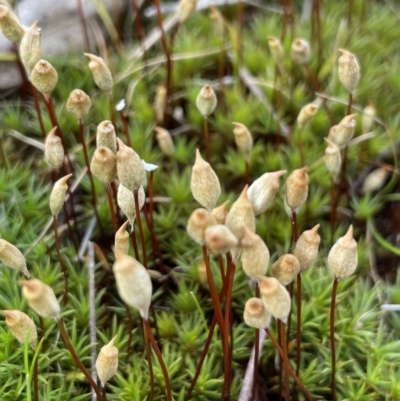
(102, 386, 107, 401)
(143, 319, 172, 401)
(280, 321, 290, 401)
(288, 0, 295, 41)
(265, 328, 314, 401)
(53, 216, 69, 305)
(330, 178, 337, 244)
(347, 93, 353, 116)
(76, 0, 90, 52)
(106, 185, 118, 233)
(330, 278, 339, 401)
(280, 0, 287, 41)
(251, 284, 261, 400)
(149, 171, 155, 229)
(143, 318, 155, 401)
(217, 254, 226, 280)
(315, 0, 322, 67)
(295, 274, 302, 378)
(237, 0, 244, 67)
(203, 118, 211, 163)
(130, 229, 140, 260)
(30, 84, 46, 140)
(134, 190, 148, 268)
(153, 0, 172, 125)
(119, 110, 132, 147)
(110, 181, 121, 224)
(56, 319, 103, 401)
(278, 319, 283, 401)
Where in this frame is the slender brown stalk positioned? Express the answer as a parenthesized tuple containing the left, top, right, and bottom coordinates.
(315, 0, 322, 67)
(295, 274, 302, 378)
(33, 358, 39, 401)
(217, 254, 226, 280)
(286, 282, 294, 343)
(252, 284, 261, 400)
(134, 190, 147, 268)
(56, 319, 103, 401)
(53, 216, 69, 305)
(280, 322, 290, 401)
(143, 318, 155, 401)
(288, 0, 295, 41)
(347, 92, 353, 116)
(237, 0, 244, 67)
(203, 118, 211, 163)
(330, 178, 337, 244)
(149, 171, 155, 229)
(143, 319, 172, 401)
(30, 84, 46, 140)
(280, 0, 287, 41)
(330, 278, 339, 401)
(119, 111, 132, 147)
(102, 386, 107, 401)
(110, 181, 122, 224)
(76, 0, 90, 52)
(292, 211, 299, 243)
(265, 328, 314, 401)
(106, 185, 118, 233)
(38, 317, 46, 352)
(278, 319, 283, 401)
(130, 229, 140, 260)
(0, 138, 8, 169)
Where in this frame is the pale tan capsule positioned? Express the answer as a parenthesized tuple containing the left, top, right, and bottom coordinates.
(297, 104, 318, 129)
(154, 85, 167, 123)
(196, 85, 217, 118)
(209, 5, 224, 36)
(176, 0, 197, 23)
(285, 167, 309, 213)
(187, 208, 216, 245)
(66, 89, 92, 120)
(267, 36, 284, 66)
(190, 149, 221, 210)
(362, 167, 389, 193)
(204, 224, 238, 254)
(338, 49, 360, 94)
(248, 170, 286, 216)
(30, 60, 58, 100)
(293, 224, 321, 272)
(84, 53, 113, 92)
(45, 127, 64, 170)
(19, 279, 60, 319)
(117, 184, 145, 227)
(327, 125, 338, 143)
(232, 122, 253, 163)
(96, 336, 118, 386)
(0, 6, 24, 43)
(155, 127, 175, 157)
(116, 138, 145, 192)
(0, 239, 29, 277)
(197, 259, 208, 287)
(115, 221, 130, 254)
(334, 114, 357, 147)
(258, 276, 291, 323)
(291, 38, 310, 65)
(271, 254, 300, 285)
(113, 248, 152, 319)
(19, 21, 41, 76)
(362, 101, 376, 134)
(328, 225, 358, 279)
(50, 174, 72, 216)
(225, 186, 255, 240)
(211, 200, 229, 224)
(240, 226, 270, 279)
(90, 146, 117, 185)
(244, 298, 272, 329)
(2, 310, 37, 349)
(324, 138, 342, 183)
(96, 121, 117, 154)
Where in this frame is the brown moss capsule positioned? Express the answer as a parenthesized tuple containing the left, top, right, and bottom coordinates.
(362, 101, 376, 134)
(196, 85, 217, 118)
(19, 279, 60, 319)
(240, 226, 270, 279)
(232, 122, 253, 163)
(84, 53, 113, 93)
(248, 170, 286, 216)
(116, 138, 145, 192)
(30, 60, 58, 100)
(338, 49, 360, 94)
(2, 310, 37, 349)
(267, 36, 284, 66)
(96, 121, 117, 154)
(187, 208, 216, 245)
(50, 174, 72, 216)
(285, 167, 309, 213)
(204, 224, 238, 254)
(155, 126, 175, 157)
(113, 248, 152, 319)
(115, 221, 130, 254)
(271, 254, 301, 285)
(211, 200, 229, 224)
(45, 127, 64, 170)
(324, 138, 342, 183)
(244, 298, 271, 329)
(291, 38, 310, 65)
(66, 89, 92, 120)
(361, 167, 389, 193)
(258, 276, 291, 323)
(297, 104, 318, 129)
(293, 224, 321, 272)
(176, 0, 197, 23)
(90, 146, 117, 185)
(117, 184, 145, 228)
(334, 114, 357, 147)
(0, 239, 29, 277)
(154, 85, 167, 123)
(0, 5, 25, 43)
(328, 225, 358, 279)
(191, 149, 221, 210)
(19, 21, 41, 76)
(96, 336, 118, 387)
(225, 186, 256, 240)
